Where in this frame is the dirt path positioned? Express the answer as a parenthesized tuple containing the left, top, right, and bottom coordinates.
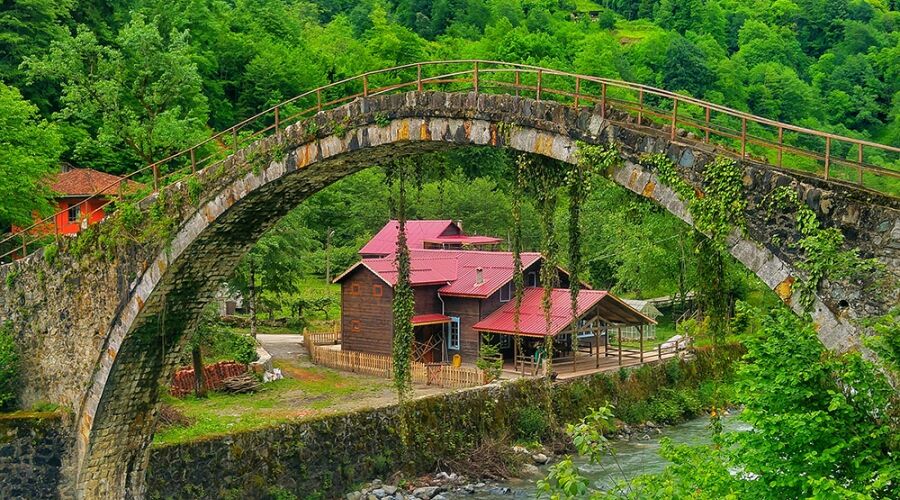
(257, 334, 305, 360)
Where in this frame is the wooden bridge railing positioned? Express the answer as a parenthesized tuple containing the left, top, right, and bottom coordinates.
(4, 60, 898, 262)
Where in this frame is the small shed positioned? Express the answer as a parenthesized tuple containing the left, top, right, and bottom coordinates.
(618, 300, 663, 340)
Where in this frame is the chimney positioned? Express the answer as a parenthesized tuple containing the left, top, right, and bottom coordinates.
(475, 267, 484, 285)
(456, 219, 463, 233)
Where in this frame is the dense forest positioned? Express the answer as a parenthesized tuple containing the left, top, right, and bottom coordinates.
(6, 0, 898, 304)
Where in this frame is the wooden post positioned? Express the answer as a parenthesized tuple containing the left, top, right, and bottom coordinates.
(515, 70, 520, 98)
(513, 338, 519, 376)
(417, 64, 423, 92)
(777, 126, 783, 168)
(21, 234, 27, 257)
(473, 61, 479, 94)
(857, 143, 863, 185)
(232, 127, 238, 153)
(274, 106, 280, 135)
(317, 89, 322, 111)
(363, 74, 368, 97)
(704, 106, 710, 143)
(601, 83, 607, 119)
(670, 98, 678, 140)
(152, 163, 160, 192)
(617, 326, 622, 366)
(574, 77, 581, 110)
(595, 326, 600, 369)
(536, 70, 542, 101)
(658, 343, 662, 361)
(639, 325, 644, 363)
(604, 326, 609, 358)
(824, 136, 831, 180)
(637, 89, 644, 126)
(740, 117, 747, 158)
(190, 148, 196, 173)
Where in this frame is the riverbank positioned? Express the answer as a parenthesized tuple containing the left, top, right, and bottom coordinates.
(146, 344, 743, 499)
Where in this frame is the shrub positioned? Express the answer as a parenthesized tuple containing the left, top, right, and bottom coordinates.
(476, 341, 503, 382)
(0, 322, 19, 411)
(514, 405, 548, 440)
(209, 329, 258, 364)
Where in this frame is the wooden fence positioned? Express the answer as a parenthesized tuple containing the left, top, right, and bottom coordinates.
(306, 341, 485, 389)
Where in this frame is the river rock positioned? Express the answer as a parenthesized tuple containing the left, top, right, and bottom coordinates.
(372, 489, 387, 498)
(489, 486, 512, 495)
(413, 486, 445, 499)
(532, 452, 550, 464)
(346, 492, 362, 500)
(384, 485, 398, 495)
(520, 463, 542, 477)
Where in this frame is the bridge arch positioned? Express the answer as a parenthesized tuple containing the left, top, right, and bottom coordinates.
(61, 90, 897, 498)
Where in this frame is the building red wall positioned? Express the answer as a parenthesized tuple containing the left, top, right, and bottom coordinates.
(340, 267, 395, 355)
(54, 197, 108, 235)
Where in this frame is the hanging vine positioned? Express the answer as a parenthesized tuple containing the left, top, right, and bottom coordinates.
(512, 154, 528, 369)
(765, 186, 879, 310)
(569, 144, 620, 358)
(385, 158, 418, 402)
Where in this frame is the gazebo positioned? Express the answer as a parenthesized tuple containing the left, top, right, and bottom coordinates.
(473, 288, 656, 376)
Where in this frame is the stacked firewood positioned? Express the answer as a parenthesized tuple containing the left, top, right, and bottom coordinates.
(221, 373, 261, 394)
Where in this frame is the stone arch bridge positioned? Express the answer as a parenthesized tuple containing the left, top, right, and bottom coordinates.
(1, 62, 898, 498)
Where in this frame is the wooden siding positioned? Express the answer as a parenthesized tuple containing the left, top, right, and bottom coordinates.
(340, 267, 394, 355)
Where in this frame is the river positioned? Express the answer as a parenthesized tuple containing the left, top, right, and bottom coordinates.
(448, 412, 750, 498)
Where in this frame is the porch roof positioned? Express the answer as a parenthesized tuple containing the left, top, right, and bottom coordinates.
(473, 288, 655, 338)
(411, 313, 452, 326)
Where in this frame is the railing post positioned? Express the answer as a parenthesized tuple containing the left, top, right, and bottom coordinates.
(536, 70, 542, 101)
(22, 234, 27, 257)
(152, 163, 160, 192)
(274, 106, 280, 135)
(417, 64, 423, 92)
(824, 136, 831, 180)
(515, 70, 521, 98)
(857, 143, 863, 185)
(704, 106, 710, 143)
(740, 117, 747, 158)
(574, 76, 580, 110)
(473, 61, 479, 94)
(777, 126, 783, 168)
(637, 89, 643, 125)
(601, 83, 607, 119)
(317, 89, 322, 111)
(363, 74, 368, 97)
(670, 97, 678, 140)
(190, 147, 196, 173)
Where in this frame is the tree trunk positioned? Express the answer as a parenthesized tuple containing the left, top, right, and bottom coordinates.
(249, 260, 258, 338)
(191, 346, 207, 398)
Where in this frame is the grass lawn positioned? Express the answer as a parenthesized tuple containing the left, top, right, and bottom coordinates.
(154, 360, 390, 445)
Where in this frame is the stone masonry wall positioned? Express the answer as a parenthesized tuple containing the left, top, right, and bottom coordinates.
(0, 412, 71, 499)
(146, 347, 739, 499)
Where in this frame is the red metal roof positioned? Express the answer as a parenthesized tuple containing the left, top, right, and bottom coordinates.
(358, 220, 459, 256)
(411, 313, 452, 326)
(50, 168, 143, 197)
(336, 249, 542, 297)
(473, 288, 654, 337)
(423, 235, 502, 246)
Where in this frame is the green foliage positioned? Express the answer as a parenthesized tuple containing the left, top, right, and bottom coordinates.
(207, 329, 258, 365)
(42, 244, 58, 266)
(476, 340, 503, 382)
(690, 157, 746, 246)
(630, 308, 900, 499)
(0, 82, 62, 228)
(514, 405, 549, 441)
(765, 186, 879, 309)
(862, 308, 900, 380)
(0, 322, 19, 411)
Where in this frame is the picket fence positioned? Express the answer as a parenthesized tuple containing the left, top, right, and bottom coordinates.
(305, 336, 484, 389)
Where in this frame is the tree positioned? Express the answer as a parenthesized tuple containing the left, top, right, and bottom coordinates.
(0, 83, 62, 230)
(23, 15, 208, 173)
(662, 36, 714, 96)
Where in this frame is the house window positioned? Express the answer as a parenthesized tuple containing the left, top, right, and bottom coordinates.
(67, 205, 81, 224)
(499, 282, 512, 302)
(483, 333, 511, 349)
(372, 284, 383, 297)
(350, 283, 360, 296)
(350, 319, 361, 332)
(527, 272, 538, 287)
(446, 317, 460, 350)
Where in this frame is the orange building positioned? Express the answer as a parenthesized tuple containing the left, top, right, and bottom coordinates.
(47, 167, 142, 235)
